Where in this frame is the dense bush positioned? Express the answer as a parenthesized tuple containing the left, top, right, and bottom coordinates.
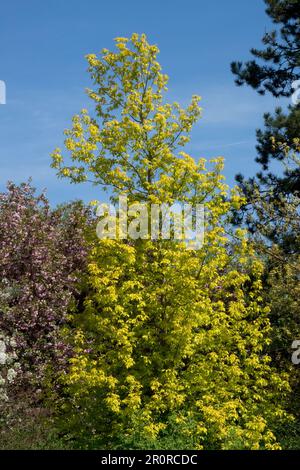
(59, 235, 290, 450)
(0, 181, 90, 423)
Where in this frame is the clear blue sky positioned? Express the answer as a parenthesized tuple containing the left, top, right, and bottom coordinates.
(0, 0, 288, 204)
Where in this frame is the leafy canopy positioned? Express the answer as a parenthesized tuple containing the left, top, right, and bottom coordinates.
(52, 34, 289, 450)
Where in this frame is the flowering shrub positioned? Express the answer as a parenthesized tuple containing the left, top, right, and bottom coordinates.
(0, 332, 18, 402)
(0, 181, 90, 401)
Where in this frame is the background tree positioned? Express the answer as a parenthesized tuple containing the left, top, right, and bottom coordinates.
(231, 0, 300, 448)
(231, 0, 300, 251)
(231, 0, 300, 98)
(0, 181, 90, 444)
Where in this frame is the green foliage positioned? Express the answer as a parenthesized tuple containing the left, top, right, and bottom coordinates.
(231, 0, 300, 97)
(51, 34, 290, 450)
(51, 33, 202, 207)
(0, 401, 68, 450)
(59, 236, 290, 450)
(231, 0, 300, 450)
(264, 251, 300, 448)
(232, 0, 300, 250)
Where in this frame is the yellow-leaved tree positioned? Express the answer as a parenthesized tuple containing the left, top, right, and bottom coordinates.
(51, 34, 289, 450)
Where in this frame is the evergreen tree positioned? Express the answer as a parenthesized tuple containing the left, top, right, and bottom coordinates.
(231, 0, 300, 253)
(231, 0, 300, 98)
(231, 1, 300, 448)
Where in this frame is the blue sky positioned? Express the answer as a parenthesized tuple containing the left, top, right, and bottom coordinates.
(0, 0, 288, 204)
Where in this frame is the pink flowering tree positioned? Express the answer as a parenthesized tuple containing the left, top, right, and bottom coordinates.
(0, 181, 90, 404)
